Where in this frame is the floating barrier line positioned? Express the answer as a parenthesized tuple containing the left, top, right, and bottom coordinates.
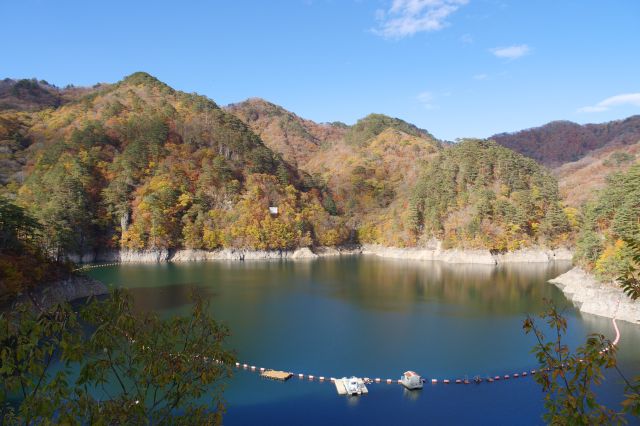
(79, 262, 624, 387)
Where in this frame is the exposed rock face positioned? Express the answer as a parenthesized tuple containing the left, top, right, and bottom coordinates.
(74, 245, 571, 265)
(362, 245, 572, 265)
(17, 275, 108, 310)
(170, 248, 297, 261)
(314, 246, 362, 257)
(549, 267, 640, 324)
(290, 247, 318, 259)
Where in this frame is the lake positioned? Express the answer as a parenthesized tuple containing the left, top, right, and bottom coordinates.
(87, 256, 640, 425)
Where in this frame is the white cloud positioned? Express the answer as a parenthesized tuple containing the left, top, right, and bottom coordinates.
(417, 91, 437, 109)
(489, 44, 530, 60)
(374, 0, 470, 39)
(578, 93, 640, 113)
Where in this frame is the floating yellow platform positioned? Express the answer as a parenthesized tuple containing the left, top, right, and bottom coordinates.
(260, 370, 293, 381)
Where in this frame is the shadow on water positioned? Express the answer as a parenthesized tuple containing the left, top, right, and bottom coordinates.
(124, 283, 216, 312)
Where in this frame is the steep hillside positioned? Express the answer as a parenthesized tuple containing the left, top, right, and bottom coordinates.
(305, 125, 441, 246)
(492, 116, 640, 167)
(574, 163, 640, 280)
(225, 98, 346, 166)
(9, 72, 342, 257)
(555, 142, 639, 207)
(0, 111, 33, 191)
(410, 140, 571, 250)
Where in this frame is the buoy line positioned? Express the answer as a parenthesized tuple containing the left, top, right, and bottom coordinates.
(78, 262, 624, 388)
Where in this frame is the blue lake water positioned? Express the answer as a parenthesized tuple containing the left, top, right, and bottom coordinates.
(87, 256, 640, 425)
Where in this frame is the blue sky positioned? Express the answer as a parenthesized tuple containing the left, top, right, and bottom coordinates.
(2, 0, 639, 140)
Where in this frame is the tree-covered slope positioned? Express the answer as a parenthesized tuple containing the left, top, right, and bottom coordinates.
(574, 163, 640, 280)
(9, 72, 342, 256)
(554, 143, 639, 207)
(410, 140, 571, 250)
(0, 197, 71, 303)
(303, 117, 442, 247)
(225, 98, 346, 167)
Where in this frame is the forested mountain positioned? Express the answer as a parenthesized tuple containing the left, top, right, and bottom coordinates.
(232, 101, 580, 249)
(410, 140, 571, 250)
(492, 116, 640, 168)
(2, 72, 344, 258)
(303, 118, 441, 246)
(0, 72, 580, 257)
(229, 104, 444, 246)
(574, 163, 640, 280)
(225, 98, 346, 167)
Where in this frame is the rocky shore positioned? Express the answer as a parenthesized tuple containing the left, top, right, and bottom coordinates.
(72, 244, 572, 265)
(15, 275, 108, 310)
(72, 245, 363, 263)
(361, 244, 573, 265)
(549, 267, 640, 324)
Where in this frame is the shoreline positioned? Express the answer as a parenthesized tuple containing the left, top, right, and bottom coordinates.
(71, 244, 573, 265)
(10, 275, 108, 311)
(549, 267, 640, 325)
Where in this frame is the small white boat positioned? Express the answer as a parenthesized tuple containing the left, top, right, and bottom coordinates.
(400, 371, 423, 390)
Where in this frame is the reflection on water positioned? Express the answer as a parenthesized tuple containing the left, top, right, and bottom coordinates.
(311, 257, 573, 315)
(87, 256, 640, 424)
(93, 257, 573, 316)
(402, 388, 422, 401)
(127, 283, 215, 311)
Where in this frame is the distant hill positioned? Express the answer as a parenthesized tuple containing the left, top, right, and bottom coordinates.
(554, 142, 639, 207)
(0, 78, 101, 111)
(492, 116, 640, 168)
(226, 98, 345, 166)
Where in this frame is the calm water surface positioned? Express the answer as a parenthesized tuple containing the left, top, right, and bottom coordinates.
(87, 256, 640, 425)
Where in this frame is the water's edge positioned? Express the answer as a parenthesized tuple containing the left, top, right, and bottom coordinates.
(549, 267, 640, 324)
(11, 275, 108, 311)
(70, 244, 574, 265)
